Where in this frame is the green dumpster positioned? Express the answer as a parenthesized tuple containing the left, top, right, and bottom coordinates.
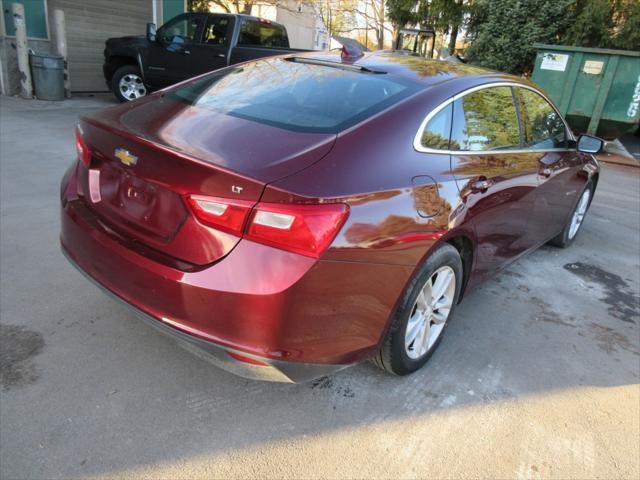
(531, 43, 639, 139)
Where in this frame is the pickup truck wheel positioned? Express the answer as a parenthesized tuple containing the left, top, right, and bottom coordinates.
(112, 65, 147, 102)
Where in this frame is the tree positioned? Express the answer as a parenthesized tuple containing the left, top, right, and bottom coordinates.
(562, 0, 614, 48)
(316, 0, 358, 38)
(611, 0, 640, 50)
(465, 0, 572, 75)
(424, 0, 467, 55)
(188, 0, 274, 14)
(386, 0, 416, 32)
(386, 0, 470, 55)
(358, 0, 390, 50)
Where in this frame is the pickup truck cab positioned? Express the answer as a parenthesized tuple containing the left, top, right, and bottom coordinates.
(104, 13, 307, 101)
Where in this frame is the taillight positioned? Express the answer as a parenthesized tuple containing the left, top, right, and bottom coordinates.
(186, 196, 349, 258)
(75, 127, 91, 167)
(246, 202, 349, 258)
(186, 195, 253, 236)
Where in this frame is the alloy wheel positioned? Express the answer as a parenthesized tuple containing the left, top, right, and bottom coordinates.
(568, 188, 591, 240)
(119, 74, 147, 100)
(404, 266, 456, 359)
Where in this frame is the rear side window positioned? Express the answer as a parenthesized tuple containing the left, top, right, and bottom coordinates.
(168, 58, 420, 133)
(516, 88, 567, 149)
(420, 103, 452, 150)
(450, 86, 520, 151)
(238, 20, 289, 48)
(203, 16, 230, 46)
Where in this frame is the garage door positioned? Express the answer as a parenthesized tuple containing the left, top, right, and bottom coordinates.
(48, 0, 152, 91)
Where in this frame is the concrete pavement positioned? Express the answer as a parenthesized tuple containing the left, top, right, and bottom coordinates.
(0, 95, 638, 479)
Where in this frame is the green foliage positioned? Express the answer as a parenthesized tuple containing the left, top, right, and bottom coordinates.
(386, 0, 417, 29)
(561, 0, 640, 50)
(610, 0, 640, 50)
(563, 0, 614, 48)
(465, 0, 573, 75)
(466, 0, 639, 74)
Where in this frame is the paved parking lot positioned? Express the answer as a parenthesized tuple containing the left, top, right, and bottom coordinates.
(1, 95, 639, 479)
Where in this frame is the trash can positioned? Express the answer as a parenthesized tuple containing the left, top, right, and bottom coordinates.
(29, 52, 65, 101)
(531, 43, 640, 139)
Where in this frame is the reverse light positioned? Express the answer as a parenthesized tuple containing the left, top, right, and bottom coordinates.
(186, 195, 253, 236)
(253, 211, 295, 230)
(246, 202, 349, 258)
(75, 126, 91, 167)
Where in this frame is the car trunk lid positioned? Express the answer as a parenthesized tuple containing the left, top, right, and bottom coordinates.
(77, 97, 336, 266)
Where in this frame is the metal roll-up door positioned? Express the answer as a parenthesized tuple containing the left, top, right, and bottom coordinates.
(48, 0, 152, 91)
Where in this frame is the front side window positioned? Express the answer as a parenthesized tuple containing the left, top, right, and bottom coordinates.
(160, 14, 202, 45)
(516, 88, 567, 149)
(450, 86, 521, 151)
(238, 20, 289, 48)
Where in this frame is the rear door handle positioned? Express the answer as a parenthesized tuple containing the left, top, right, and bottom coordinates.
(471, 178, 490, 193)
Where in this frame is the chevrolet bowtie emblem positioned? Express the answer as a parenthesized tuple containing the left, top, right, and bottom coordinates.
(115, 148, 138, 166)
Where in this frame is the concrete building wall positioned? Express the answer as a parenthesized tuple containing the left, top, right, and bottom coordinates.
(275, 1, 327, 50)
(0, 37, 51, 96)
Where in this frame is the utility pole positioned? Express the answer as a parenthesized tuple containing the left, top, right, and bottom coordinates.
(12, 3, 33, 98)
(53, 9, 70, 98)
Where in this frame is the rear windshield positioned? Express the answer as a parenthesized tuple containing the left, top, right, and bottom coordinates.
(167, 58, 421, 133)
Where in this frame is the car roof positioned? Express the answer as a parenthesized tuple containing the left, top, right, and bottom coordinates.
(292, 50, 523, 90)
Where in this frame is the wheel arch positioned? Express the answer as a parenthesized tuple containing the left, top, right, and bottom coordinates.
(105, 55, 138, 83)
(445, 234, 474, 303)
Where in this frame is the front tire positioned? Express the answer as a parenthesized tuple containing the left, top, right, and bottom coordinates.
(548, 181, 594, 248)
(372, 243, 463, 376)
(111, 65, 147, 102)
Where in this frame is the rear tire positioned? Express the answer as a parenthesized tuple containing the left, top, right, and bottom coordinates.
(111, 65, 147, 102)
(548, 181, 594, 248)
(372, 243, 463, 376)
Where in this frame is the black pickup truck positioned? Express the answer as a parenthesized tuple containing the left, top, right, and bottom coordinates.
(103, 13, 308, 101)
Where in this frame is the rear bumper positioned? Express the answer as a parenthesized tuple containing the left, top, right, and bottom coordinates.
(62, 245, 345, 383)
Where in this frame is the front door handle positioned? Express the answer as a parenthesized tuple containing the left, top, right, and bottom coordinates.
(215, 53, 225, 58)
(540, 167, 552, 178)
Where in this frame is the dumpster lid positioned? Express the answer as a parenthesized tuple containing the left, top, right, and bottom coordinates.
(533, 43, 640, 57)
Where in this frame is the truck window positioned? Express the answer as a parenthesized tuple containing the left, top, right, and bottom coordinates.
(203, 16, 230, 46)
(160, 14, 202, 45)
(238, 19, 289, 48)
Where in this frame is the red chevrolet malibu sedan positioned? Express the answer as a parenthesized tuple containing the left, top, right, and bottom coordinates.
(61, 51, 602, 382)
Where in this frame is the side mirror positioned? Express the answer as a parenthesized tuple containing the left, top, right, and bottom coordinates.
(146, 22, 157, 42)
(577, 134, 604, 154)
